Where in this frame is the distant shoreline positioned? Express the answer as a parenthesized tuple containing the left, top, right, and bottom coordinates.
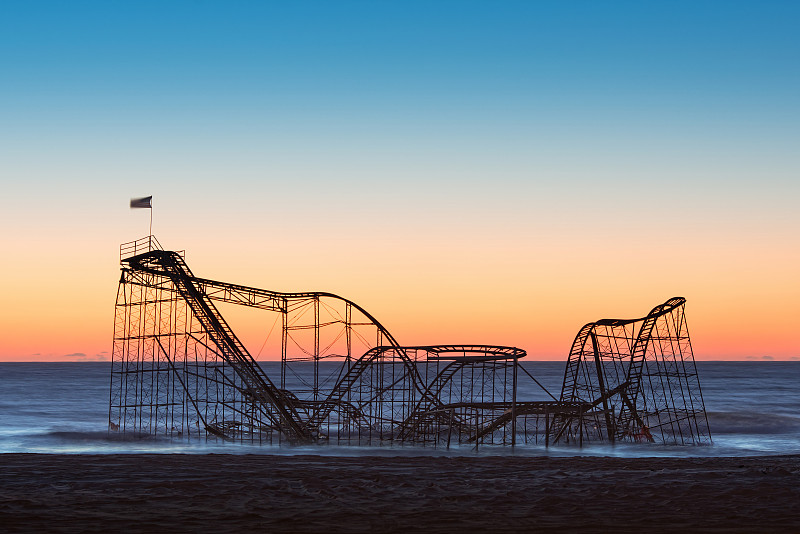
(2, 453, 799, 532)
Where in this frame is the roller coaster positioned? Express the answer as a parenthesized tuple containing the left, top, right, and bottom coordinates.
(109, 237, 711, 447)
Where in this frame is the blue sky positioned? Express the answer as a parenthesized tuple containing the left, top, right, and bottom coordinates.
(3, 1, 797, 217)
(1, 1, 798, 359)
(4, 2, 797, 139)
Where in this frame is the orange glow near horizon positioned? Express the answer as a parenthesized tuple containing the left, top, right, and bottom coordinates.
(2, 2, 800, 363)
(1, 218, 798, 362)
(3, 274, 796, 361)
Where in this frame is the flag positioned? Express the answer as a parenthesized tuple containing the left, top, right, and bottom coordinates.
(130, 196, 152, 209)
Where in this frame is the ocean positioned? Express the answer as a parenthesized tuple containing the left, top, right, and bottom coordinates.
(1, 361, 798, 457)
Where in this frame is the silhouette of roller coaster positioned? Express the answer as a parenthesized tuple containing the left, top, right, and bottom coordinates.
(109, 237, 711, 447)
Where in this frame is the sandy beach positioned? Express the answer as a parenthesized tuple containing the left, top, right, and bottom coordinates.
(1, 453, 799, 532)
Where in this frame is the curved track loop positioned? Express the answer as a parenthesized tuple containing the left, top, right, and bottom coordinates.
(395, 346, 526, 441)
(551, 297, 710, 446)
(307, 345, 525, 443)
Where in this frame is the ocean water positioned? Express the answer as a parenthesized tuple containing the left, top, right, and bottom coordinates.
(0, 362, 798, 457)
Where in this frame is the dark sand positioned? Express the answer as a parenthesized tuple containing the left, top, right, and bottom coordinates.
(1, 453, 799, 532)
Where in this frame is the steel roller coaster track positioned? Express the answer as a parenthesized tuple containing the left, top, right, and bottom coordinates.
(109, 237, 710, 447)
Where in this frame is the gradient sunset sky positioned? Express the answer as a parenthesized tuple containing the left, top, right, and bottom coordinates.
(1, 1, 798, 361)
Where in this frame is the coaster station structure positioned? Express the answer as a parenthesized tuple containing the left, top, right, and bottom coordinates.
(109, 237, 711, 447)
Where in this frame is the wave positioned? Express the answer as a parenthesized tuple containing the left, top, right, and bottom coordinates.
(3, 429, 173, 443)
(706, 411, 800, 435)
(45, 430, 144, 441)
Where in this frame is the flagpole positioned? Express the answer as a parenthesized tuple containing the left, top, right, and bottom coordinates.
(130, 196, 154, 250)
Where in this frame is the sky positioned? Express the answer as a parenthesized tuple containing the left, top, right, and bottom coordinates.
(0, 1, 798, 361)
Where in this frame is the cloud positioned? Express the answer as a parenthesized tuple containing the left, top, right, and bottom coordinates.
(762, 355, 774, 361)
(791, 356, 800, 361)
(82, 353, 110, 362)
(60, 352, 109, 361)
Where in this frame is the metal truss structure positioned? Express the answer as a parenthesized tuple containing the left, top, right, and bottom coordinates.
(109, 237, 710, 447)
(549, 297, 712, 445)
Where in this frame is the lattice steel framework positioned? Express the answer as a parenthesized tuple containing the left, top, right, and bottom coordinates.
(109, 237, 710, 447)
(551, 297, 711, 445)
(109, 238, 527, 446)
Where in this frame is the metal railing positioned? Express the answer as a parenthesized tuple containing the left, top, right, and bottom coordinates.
(120, 236, 163, 262)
